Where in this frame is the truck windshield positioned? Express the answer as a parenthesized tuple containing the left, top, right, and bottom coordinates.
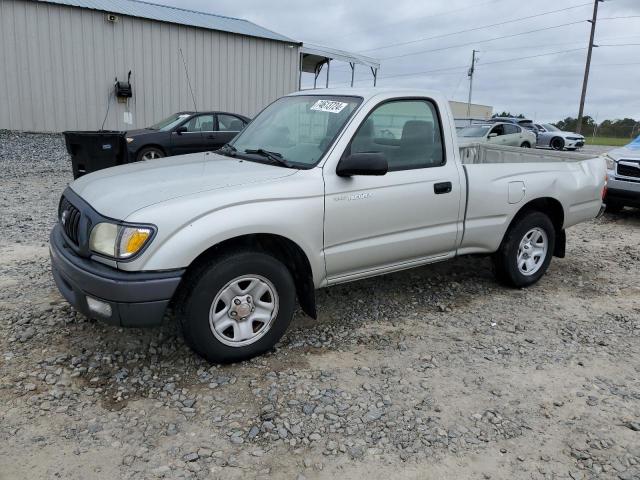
(458, 125, 491, 137)
(229, 95, 362, 168)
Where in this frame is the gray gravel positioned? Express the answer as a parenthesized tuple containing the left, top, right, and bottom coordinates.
(1, 131, 639, 479)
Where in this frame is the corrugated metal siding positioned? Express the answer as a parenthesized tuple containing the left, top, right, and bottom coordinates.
(0, 0, 300, 132)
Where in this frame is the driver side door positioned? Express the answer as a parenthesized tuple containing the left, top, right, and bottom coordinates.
(323, 99, 462, 283)
(170, 114, 212, 155)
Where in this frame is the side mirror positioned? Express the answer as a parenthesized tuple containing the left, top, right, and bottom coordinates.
(336, 152, 388, 177)
(175, 126, 188, 135)
(488, 132, 498, 138)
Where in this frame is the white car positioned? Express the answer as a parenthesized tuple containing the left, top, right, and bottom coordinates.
(458, 122, 536, 148)
(535, 123, 585, 151)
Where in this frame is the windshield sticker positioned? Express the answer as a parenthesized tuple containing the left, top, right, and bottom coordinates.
(310, 100, 349, 113)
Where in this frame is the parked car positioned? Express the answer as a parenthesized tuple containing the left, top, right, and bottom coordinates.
(126, 111, 250, 160)
(63, 111, 250, 178)
(458, 122, 536, 148)
(603, 135, 640, 211)
(534, 123, 585, 151)
(488, 116, 537, 130)
(50, 88, 606, 363)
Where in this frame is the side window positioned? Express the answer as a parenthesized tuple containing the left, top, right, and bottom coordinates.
(504, 124, 519, 135)
(184, 114, 215, 132)
(490, 124, 504, 136)
(349, 100, 444, 171)
(217, 114, 246, 132)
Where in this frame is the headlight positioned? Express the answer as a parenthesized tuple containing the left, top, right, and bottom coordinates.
(604, 154, 615, 171)
(89, 223, 154, 259)
(126, 137, 135, 143)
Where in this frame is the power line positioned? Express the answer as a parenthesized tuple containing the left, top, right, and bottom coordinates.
(599, 15, 640, 20)
(310, 0, 504, 43)
(339, 47, 586, 85)
(360, 2, 592, 53)
(599, 43, 640, 46)
(381, 20, 588, 61)
(480, 34, 640, 52)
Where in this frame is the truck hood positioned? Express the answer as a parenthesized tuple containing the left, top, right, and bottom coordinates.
(607, 142, 640, 161)
(557, 131, 584, 139)
(70, 152, 298, 219)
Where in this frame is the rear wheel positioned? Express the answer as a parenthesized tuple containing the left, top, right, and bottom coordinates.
(550, 137, 565, 151)
(520, 142, 531, 148)
(137, 147, 165, 162)
(176, 250, 296, 363)
(494, 211, 556, 287)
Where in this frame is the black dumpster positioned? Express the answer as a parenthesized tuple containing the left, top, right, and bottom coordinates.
(63, 131, 130, 179)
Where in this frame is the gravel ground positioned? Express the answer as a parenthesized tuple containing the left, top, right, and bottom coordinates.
(1, 131, 639, 480)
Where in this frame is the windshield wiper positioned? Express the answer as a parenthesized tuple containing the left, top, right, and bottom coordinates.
(217, 143, 237, 157)
(244, 148, 295, 168)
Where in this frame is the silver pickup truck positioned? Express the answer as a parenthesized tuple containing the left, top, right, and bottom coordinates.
(50, 88, 607, 363)
(604, 135, 640, 211)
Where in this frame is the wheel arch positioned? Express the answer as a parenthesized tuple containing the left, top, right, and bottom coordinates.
(177, 233, 317, 319)
(504, 197, 566, 258)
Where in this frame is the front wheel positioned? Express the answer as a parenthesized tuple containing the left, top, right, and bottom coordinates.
(137, 146, 165, 162)
(550, 137, 565, 151)
(176, 251, 296, 363)
(493, 211, 556, 287)
(520, 142, 531, 148)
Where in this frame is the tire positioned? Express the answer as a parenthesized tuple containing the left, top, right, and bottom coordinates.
(520, 142, 531, 148)
(176, 250, 296, 363)
(550, 137, 565, 151)
(136, 146, 165, 162)
(493, 211, 556, 288)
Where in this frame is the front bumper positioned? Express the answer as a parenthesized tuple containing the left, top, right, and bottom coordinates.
(606, 171, 640, 207)
(50, 225, 184, 327)
(565, 138, 585, 149)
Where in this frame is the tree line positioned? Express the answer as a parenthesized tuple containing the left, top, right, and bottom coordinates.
(492, 112, 640, 138)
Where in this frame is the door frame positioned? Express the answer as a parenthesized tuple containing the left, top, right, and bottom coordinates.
(320, 93, 466, 283)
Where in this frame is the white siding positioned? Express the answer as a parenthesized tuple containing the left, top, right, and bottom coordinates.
(0, 0, 300, 132)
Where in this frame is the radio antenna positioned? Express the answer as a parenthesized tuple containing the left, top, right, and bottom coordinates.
(179, 48, 198, 112)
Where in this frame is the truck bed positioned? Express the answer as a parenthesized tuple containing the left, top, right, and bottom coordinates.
(456, 142, 605, 257)
(459, 143, 592, 165)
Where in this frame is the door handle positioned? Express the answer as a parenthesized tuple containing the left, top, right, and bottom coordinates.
(434, 182, 452, 194)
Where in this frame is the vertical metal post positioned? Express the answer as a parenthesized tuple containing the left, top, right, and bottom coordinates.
(326, 60, 330, 88)
(350, 62, 355, 87)
(298, 53, 303, 91)
(466, 49, 477, 118)
(371, 67, 378, 86)
(577, 0, 602, 134)
(314, 64, 321, 89)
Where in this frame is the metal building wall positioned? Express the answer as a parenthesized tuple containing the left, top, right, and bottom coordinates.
(0, 0, 300, 132)
(449, 101, 493, 120)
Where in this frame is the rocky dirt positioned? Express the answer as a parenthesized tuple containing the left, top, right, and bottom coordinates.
(0, 131, 639, 480)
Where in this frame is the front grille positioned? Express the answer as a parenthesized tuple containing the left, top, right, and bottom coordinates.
(617, 161, 640, 179)
(59, 197, 81, 245)
(567, 136, 583, 141)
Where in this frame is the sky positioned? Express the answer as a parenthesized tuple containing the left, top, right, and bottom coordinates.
(152, 0, 640, 122)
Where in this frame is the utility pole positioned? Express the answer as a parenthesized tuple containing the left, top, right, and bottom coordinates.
(466, 50, 477, 118)
(577, 0, 602, 134)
